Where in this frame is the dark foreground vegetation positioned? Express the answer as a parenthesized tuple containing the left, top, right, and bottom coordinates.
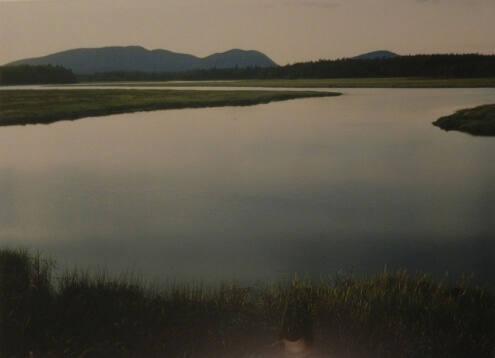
(434, 104, 495, 136)
(0, 65, 76, 85)
(0, 89, 337, 126)
(1, 249, 494, 357)
(78, 54, 495, 82)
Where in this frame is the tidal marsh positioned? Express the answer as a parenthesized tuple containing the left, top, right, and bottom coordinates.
(434, 104, 495, 136)
(70, 77, 495, 88)
(0, 89, 338, 126)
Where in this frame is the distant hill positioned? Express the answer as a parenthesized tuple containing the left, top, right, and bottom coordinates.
(6, 46, 278, 74)
(353, 50, 399, 60)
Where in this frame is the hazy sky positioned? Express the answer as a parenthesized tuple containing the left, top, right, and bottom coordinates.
(1, 0, 494, 65)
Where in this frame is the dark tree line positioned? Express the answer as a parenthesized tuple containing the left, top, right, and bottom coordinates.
(3, 55, 493, 84)
(79, 54, 495, 82)
(0, 65, 77, 85)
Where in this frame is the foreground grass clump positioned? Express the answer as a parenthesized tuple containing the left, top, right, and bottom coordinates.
(1, 249, 494, 357)
(72, 77, 495, 88)
(433, 104, 495, 136)
(0, 89, 338, 126)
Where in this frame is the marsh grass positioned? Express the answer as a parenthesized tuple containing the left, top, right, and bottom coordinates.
(69, 77, 495, 88)
(433, 104, 495, 136)
(1, 249, 494, 357)
(0, 89, 338, 127)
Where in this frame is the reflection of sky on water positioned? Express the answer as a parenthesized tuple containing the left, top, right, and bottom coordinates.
(1, 88, 494, 283)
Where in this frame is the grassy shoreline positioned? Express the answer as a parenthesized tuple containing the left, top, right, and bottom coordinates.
(66, 77, 495, 88)
(1, 249, 494, 357)
(0, 89, 339, 127)
(434, 104, 495, 136)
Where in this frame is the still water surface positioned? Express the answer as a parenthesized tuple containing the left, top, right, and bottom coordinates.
(1, 88, 494, 283)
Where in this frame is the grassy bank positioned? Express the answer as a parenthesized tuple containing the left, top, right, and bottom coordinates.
(433, 104, 495, 136)
(1, 249, 494, 357)
(0, 89, 338, 126)
(70, 77, 495, 88)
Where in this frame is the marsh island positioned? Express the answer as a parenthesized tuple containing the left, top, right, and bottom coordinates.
(434, 104, 495, 136)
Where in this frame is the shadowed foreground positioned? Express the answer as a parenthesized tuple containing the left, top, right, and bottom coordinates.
(0, 89, 338, 127)
(1, 249, 494, 357)
(433, 104, 495, 136)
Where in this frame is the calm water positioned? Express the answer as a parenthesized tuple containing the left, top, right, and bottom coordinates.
(1, 88, 494, 283)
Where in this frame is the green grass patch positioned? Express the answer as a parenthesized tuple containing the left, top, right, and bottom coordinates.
(0, 89, 339, 126)
(1, 249, 494, 357)
(433, 104, 495, 136)
(70, 77, 495, 88)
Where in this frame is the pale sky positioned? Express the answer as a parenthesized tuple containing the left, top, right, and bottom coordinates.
(1, 0, 494, 65)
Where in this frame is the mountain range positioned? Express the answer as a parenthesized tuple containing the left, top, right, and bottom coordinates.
(6, 47, 401, 75)
(7, 46, 278, 74)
